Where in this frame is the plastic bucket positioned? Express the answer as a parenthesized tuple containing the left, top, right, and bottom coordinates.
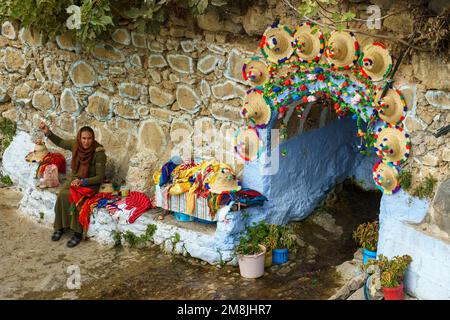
(272, 248, 289, 265)
(363, 249, 377, 264)
(194, 217, 217, 225)
(238, 245, 266, 279)
(174, 212, 194, 222)
(264, 250, 273, 268)
(383, 283, 404, 300)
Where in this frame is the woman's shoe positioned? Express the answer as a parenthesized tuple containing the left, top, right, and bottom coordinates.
(51, 229, 64, 241)
(66, 233, 82, 248)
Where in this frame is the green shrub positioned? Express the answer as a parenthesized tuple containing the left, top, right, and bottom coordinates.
(366, 254, 413, 288)
(398, 170, 412, 191)
(117, 223, 157, 247)
(352, 221, 379, 252)
(1, 175, 13, 186)
(0, 117, 17, 156)
(413, 175, 438, 199)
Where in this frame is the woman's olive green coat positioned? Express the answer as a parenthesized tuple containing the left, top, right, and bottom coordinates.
(48, 131, 107, 233)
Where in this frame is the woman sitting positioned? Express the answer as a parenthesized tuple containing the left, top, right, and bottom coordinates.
(39, 122, 107, 248)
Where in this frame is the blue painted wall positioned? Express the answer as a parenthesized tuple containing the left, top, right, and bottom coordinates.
(240, 117, 377, 226)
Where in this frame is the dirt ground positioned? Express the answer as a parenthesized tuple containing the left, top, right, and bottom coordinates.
(0, 182, 380, 300)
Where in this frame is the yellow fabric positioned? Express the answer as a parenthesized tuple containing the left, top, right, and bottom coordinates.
(169, 181, 191, 195)
(153, 169, 161, 185)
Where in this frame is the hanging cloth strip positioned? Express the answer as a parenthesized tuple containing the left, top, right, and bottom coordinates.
(69, 186, 95, 216)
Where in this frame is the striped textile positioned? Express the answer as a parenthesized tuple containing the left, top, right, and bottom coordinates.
(154, 186, 216, 222)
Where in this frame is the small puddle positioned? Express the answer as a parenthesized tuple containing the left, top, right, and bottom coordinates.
(3, 180, 381, 300)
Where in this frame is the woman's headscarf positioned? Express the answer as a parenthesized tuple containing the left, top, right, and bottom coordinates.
(71, 127, 99, 178)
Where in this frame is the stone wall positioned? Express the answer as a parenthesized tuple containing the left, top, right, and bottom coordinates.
(0, 0, 448, 194)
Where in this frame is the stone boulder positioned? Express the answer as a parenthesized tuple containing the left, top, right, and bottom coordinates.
(32, 90, 56, 112)
(167, 54, 194, 74)
(112, 28, 131, 45)
(211, 80, 246, 100)
(242, 5, 270, 36)
(224, 49, 247, 85)
(18, 27, 43, 47)
(86, 92, 112, 121)
(425, 90, 450, 110)
(131, 32, 146, 48)
(43, 57, 64, 83)
(92, 44, 125, 64)
(2, 47, 26, 72)
(197, 55, 219, 74)
(149, 86, 175, 107)
(69, 60, 97, 87)
(425, 179, 450, 236)
(125, 151, 159, 193)
(118, 83, 145, 100)
(1, 21, 17, 40)
(137, 119, 167, 152)
(60, 88, 79, 114)
(55, 32, 79, 52)
(176, 84, 201, 113)
(148, 54, 167, 68)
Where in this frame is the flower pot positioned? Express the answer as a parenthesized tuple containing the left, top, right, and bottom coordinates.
(238, 245, 266, 279)
(272, 248, 289, 265)
(383, 283, 404, 300)
(264, 249, 273, 268)
(363, 248, 377, 264)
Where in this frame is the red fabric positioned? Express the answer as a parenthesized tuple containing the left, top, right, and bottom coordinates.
(236, 189, 264, 198)
(125, 192, 154, 223)
(38, 153, 66, 177)
(69, 186, 95, 208)
(78, 192, 115, 231)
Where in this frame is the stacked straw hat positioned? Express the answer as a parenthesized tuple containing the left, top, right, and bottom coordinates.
(375, 88, 407, 125)
(260, 23, 295, 64)
(325, 31, 359, 70)
(208, 166, 241, 194)
(360, 42, 392, 81)
(25, 143, 50, 163)
(293, 22, 324, 63)
(242, 57, 270, 87)
(372, 160, 400, 194)
(374, 124, 411, 165)
(241, 89, 272, 128)
(234, 127, 264, 162)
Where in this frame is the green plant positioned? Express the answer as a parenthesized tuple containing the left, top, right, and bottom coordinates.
(398, 170, 412, 191)
(352, 221, 379, 252)
(276, 225, 298, 251)
(0, 117, 17, 156)
(235, 241, 263, 256)
(39, 212, 44, 220)
(171, 232, 181, 245)
(413, 175, 438, 199)
(1, 175, 13, 186)
(366, 254, 413, 288)
(111, 230, 122, 247)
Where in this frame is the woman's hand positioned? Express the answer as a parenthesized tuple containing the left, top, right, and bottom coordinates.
(71, 179, 82, 187)
(39, 121, 49, 135)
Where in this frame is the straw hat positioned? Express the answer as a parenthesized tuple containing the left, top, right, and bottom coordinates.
(325, 31, 359, 70)
(374, 124, 411, 165)
(99, 182, 115, 194)
(242, 57, 270, 87)
(234, 127, 264, 162)
(293, 22, 324, 63)
(260, 23, 295, 64)
(241, 89, 272, 128)
(208, 166, 241, 194)
(375, 87, 407, 125)
(360, 42, 392, 81)
(372, 161, 400, 194)
(25, 143, 49, 163)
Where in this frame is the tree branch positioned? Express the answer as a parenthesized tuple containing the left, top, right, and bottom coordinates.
(283, 0, 431, 52)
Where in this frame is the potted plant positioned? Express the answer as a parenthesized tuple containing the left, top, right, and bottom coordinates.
(272, 225, 298, 265)
(243, 221, 273, 267)
(235, 240, 266, 279)
(366, 254, 413, 300)
(353, 221, 379, 264)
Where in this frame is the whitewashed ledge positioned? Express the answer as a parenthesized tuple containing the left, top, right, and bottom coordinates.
(2, 131, 244, 265)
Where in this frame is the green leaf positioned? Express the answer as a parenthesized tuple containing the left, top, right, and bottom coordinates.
(336, 23, 346, 31)
(124, 7, 142, 19)
(342, 12, 356, 22)
(197, 0, 209, 14)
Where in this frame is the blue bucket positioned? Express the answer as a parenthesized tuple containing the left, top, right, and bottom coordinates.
(272, 248, 289, 265)
(174, 212, 194, 222)
(194, 217, 217, 225)
(363, 249, 377, 264)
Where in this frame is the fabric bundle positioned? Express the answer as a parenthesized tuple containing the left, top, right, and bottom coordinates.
(78, 192, 116, 231)
(69, 186, 95, 216)
(105, 191, 154, 224)
(36, 152, 66, 178)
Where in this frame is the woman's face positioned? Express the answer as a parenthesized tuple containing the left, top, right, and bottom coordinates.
(80, 131, 94, 149)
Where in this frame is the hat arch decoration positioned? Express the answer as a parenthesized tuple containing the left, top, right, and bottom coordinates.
(236, 21, 411, 195)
